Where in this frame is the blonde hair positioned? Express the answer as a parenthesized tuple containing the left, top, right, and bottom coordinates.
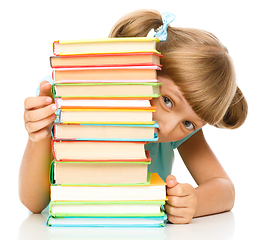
(109, 9, 248, 129)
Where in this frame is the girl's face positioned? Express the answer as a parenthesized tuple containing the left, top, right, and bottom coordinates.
(151, 76, 206, 143)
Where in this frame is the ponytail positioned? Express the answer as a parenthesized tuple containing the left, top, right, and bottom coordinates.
(216, 87, 248, 129)
(109, 9, 162, 38)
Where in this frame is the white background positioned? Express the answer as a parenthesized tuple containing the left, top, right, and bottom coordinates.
(1, 0, 265, 239)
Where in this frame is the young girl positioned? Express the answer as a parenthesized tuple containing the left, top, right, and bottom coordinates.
(19, 9, 247, 224)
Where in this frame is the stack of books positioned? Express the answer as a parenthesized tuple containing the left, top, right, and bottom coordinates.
(46, 37, 167, 227)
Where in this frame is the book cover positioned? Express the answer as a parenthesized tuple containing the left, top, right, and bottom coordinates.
(50, 52, 162, 68)
(52, 122, 158, 141)
(56, 108, 155, 125)
(46, 214, 167, 227)
(52, 82, 161, 98)
(55, 97, 154, 109)
(52, 140, 150, 162)
(50, 172, 166, 202)
(53, 37, 160, 56)
(49, 201, 166, 217)
(52, 66, 160, 83)
(50, 160, 151, 185)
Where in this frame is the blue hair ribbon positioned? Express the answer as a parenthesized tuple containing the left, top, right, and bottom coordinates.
(154, 12, 176, 41)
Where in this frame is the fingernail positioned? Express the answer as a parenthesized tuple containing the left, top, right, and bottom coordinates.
(46, 97, 52, 103)
(51, 114, 57, 120)
(43, 82, 51, 87)
(51, 104, 57, 111)
(167, 180, 175, 185)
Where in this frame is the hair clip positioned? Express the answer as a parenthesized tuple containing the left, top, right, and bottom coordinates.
(154, 12, 176, 41)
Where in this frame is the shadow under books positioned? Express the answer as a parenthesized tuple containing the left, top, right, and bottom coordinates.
(18, 210, 235, 240)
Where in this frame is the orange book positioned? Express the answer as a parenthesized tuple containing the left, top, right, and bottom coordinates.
(50, 52, 162, 68)
(52, 66, 160, 83)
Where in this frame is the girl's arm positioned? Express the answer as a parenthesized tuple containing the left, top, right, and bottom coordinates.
(19, 137, 53, 213)
(19, 81, 57, 213)
(165, 129, 235, 223)
(178, 129, 235, 217)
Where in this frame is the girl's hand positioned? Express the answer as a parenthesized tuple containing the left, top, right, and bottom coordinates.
(165, 175, 197, 224)
(24, 81, 57, 142)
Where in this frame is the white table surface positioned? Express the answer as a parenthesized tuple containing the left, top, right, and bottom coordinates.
(5, 198, 265, 240)
(18, 210, 235, 240)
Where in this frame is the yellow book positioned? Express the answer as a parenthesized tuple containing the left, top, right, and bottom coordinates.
(53, 37, 160, 55)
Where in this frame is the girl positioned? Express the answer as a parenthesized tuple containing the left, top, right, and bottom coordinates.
(19, 9, 247, 224)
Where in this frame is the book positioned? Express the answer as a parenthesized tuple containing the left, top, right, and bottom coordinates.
(50, 52, 162, 68)
(52, 82, 161, 98)
(46, 214, 167, 227)
(47, 36, 166, 228)
(50, 172, 166, 202)
(50, 161, 150, 185)
(49, 200, 165, 217)
(55, 97, 153, 109)
(52, 140, 150, 162)
(57, 108, 155, 125)
(52, 123, 158, 141)
(52, 66, 160, 83)
(53, 37, 160, 56)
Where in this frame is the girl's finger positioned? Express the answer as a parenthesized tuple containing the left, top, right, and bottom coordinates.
(25, 115, 56, 133)
(38, 81, 53, 97)
(24, 104, 57, 122)
(24, 96, 53, 110)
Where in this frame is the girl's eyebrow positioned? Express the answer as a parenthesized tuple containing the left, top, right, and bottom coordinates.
(168, 88, 186, 103)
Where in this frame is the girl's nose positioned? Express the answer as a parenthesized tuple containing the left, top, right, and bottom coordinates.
(158, 117, 179, 138)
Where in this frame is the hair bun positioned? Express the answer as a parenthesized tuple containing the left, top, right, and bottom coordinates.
(216, 87, 248, 129)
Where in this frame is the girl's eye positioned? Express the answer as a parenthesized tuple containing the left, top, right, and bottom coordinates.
(183, 121, 195, 131)
(163, 96, 173, 109)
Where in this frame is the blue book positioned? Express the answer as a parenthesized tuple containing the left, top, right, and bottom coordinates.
(46, 213, 167, 227)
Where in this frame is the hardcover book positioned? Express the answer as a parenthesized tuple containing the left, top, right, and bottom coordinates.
(52, 66, 160, 83)
(53, 37, 160, 55)
(52, 82, 161, 98)
(57, 108, 155, 125)
(55, 97, 153, 109)
(50, 172, 166, 202)
(46, 214, 167, 227)
(52, 122, 158, 141)
(49, 200, 165, 217)
(50, 160, 150, 185)
(50, 52, 162, 68)
(52, 140, 149, 162)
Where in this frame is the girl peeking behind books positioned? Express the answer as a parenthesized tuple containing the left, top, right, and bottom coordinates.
(20, 9, 247, 224)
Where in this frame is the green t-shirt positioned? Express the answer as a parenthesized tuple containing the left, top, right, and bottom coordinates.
(145, 130, 199, 181)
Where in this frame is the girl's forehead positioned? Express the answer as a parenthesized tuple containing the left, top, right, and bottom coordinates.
(158, 76, 182, 93)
